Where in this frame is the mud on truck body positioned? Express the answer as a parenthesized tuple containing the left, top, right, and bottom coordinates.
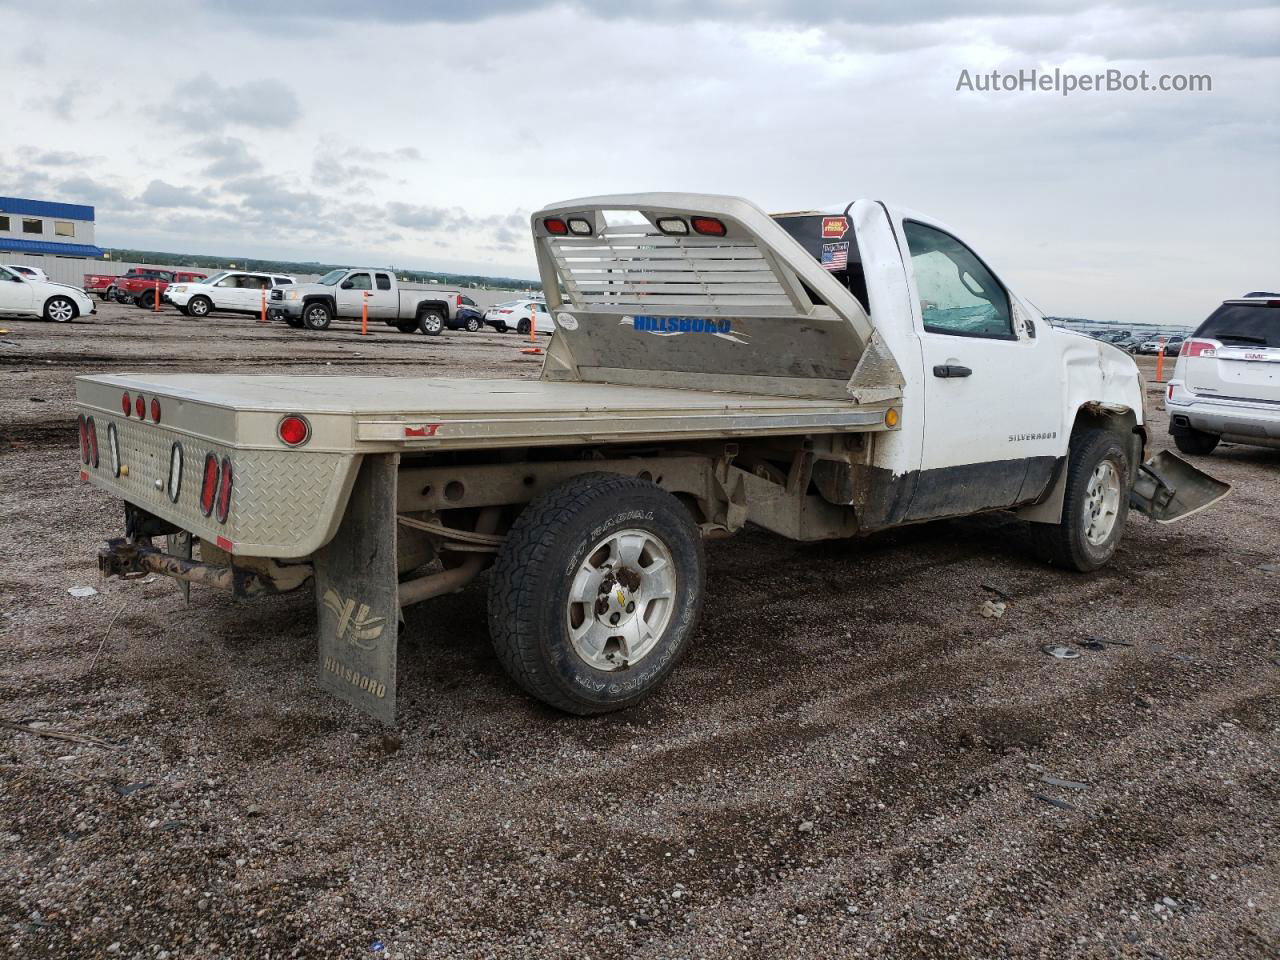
(77, 193, 1229, 723)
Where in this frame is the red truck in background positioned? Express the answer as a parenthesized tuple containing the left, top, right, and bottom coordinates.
(114, 269, 207, 308)
(82, 273, 118, 299)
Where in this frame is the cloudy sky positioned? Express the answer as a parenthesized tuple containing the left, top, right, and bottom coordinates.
(4, 0, 1276, 324)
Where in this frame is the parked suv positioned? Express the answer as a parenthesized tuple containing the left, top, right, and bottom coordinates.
(1165, 296, 1280, 454)
(167, 271, 296, 318)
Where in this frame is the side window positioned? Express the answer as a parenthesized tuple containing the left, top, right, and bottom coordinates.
(54, 221, 75, 237)
(22, 218, 42, 234)
(461, 295, 475, 306)
(274, 277, 292, 286)
(347, 272, 372, 290)
(217, 275, 236, 288)
(903, 221, 1012, 338)
(375, 273, 392, 291)
(0, 216, 9, 230)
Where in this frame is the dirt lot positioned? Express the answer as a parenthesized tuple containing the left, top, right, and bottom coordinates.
(1, 302, 1277, 959)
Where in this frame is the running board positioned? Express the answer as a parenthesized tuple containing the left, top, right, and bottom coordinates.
(1129, 450, 1231, 523)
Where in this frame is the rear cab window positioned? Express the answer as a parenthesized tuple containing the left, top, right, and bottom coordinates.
(772, 212, 869, 314)
(375, 273, 392, 291)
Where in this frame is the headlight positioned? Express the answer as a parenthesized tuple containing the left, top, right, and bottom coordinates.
(285, 290, 301, 300)
(171, 285, 187, 294)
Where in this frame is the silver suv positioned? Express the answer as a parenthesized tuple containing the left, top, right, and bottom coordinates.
(1165, 295, 1280, 454)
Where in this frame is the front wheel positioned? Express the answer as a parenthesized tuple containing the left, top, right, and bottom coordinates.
(1029, 429, 1131, 572)
(302, 301, 333, 331)
(516, 319, 531, 336)
(187, 296, 212, 319)
(1172, 425, 1219, 456)
(488, 473, 705, 715)
(417, 310, 444, 336)
(44, 296, 78, 323)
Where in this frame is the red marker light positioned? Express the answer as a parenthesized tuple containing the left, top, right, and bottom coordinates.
(85, 417, 99, 469)
(150, 398, 162, 423)
(278, 415, 310, 447)
(215, 457, 233, 523)
(121, 392, 131, 416)
(690, 217, 726, 236)
(543, 217, 568, 235)
(200, 454, 219, 516)
(135, 394, 145, 419)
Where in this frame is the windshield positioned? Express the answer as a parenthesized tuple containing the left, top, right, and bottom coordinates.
(318, 269, 347, 286)
(201, 271, 229, 286)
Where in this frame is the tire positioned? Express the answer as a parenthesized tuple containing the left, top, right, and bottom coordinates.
(516, 319, 531, 336)
(1029, 428, 1131, 572)
(285, 315, 305, 329)
(187, 296, 212, 319)
(1172, 425, 1219, 456)
(496, 321, 509, 333)
(137, 290, 155, 309)
(98, 292, 112, 302)
(44, 296, 78, 323)
(395, 320, 417, 334)
(417, 310, 444, 336)
(302, 301, 333, 331)
(465, 316, 481, 333)
(488, 473, 705, 715)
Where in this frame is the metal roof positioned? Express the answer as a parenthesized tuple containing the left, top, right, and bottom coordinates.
(0, 196, 95, 221)
(0, 237, 105, 257)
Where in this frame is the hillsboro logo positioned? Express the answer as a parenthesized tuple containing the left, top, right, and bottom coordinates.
(322, 588, 386, 650)
(630, 315, 733, 334)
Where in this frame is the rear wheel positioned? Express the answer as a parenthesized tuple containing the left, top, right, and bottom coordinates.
(1172, 425, 1220, 456)
(417, 310, 444, 336)
(488, 473, 705, 714)
(187, 296, 212, 318)
(44, 296, 77, 323)
(137, 290, 155, 309)
(1030, 429, 1131, 572)
(302, 301, 333, 331)
(465, 316, 481, 333)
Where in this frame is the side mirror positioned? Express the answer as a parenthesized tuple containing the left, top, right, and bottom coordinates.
(340, 280, 353, 289)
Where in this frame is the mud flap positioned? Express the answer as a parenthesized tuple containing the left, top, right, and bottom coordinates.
(314, 454, 399, 724)
(1129, 450, 1231, 523)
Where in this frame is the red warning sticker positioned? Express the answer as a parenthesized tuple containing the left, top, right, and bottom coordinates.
(821, 216, 849, 239)
(404, 424, 441, 438)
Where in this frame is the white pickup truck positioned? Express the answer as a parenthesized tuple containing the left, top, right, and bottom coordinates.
(268, 267, 464, 334)
(77, 193, 1228, 723)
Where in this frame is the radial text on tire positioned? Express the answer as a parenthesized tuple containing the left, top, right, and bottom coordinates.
(487, 473, 705, 715)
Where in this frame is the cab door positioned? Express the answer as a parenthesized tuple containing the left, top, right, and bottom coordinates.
(337, 272, 372, 317)
(898, 217, 1062, 521)
(370, 272, 396, 319)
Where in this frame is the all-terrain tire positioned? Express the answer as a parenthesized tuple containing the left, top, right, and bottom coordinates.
(303, 301, 333, 331)
(1171, 425, 1219, 456)
(488, 473, 705, 715)
(1029, 428, 1131, 572)
(417, 310, 444, 336)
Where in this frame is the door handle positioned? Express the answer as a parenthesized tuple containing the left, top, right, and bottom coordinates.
(933, 364, 973, 379)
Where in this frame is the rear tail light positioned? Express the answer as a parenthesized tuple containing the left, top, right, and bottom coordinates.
(567, 217, 592, 236)
(78, 414, 89, 464)
(167, 442, 182, 501)
(121, 392, 131, 416)
(134, 394, 145, 419)
(150, 398, 162, 423)
(200, 453, 219, 516)
(690, 216, 726, 236)
(656, 217, 689, 235)
(85, 417, 98, 469)
(215, 457, 233, 523)
(1181, 339, 1218, 358)
(278, 415, 311, 447)
(108, 424, 121, 478)
(543, 217, 568, 235)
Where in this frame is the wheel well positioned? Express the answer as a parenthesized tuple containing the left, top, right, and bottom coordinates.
(302, 295, 334, 312)
(1072, 403, 1144, 483)
(416, 301, 447, 317)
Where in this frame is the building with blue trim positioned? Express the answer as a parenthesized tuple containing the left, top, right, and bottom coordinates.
(0, 196, 105, 283)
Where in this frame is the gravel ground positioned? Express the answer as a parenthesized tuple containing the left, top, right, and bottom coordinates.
(1, 302, 1277, 959)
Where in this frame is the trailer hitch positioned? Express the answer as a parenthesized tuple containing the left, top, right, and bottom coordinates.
(98, 538, 312, 598)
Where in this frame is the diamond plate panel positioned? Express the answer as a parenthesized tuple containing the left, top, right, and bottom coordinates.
(86, 414, 350, 557)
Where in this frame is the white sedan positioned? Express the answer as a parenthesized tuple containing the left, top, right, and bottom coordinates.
(0, 264, 95, 322)
(167, 270, 296, 318)
(4, 263, 50, 282)
(483, 298, 554, 334)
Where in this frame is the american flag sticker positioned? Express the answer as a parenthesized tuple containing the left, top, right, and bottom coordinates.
(821, 241, 849, 271)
